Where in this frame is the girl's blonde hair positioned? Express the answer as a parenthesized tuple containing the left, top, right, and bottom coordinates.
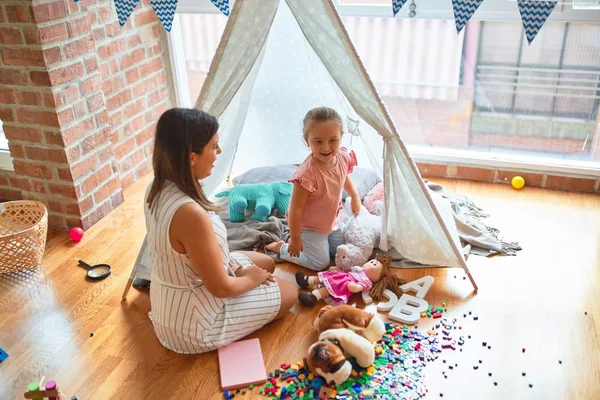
(302, 107, 344, 144)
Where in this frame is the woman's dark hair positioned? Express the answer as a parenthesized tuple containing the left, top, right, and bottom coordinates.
(147, 108, 219, 213)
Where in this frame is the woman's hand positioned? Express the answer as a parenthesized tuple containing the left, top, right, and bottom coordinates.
(288, 237, 303, 257)
(351, 196, 361, 216)
(241, 264, 276, 286)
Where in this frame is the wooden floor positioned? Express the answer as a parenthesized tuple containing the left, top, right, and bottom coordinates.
(1, 173, 599, 400)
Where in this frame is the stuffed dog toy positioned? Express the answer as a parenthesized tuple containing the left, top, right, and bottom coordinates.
(304, 305, 385, 385)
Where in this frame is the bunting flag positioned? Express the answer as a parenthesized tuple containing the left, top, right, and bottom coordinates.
(392, 0, 408, 17)
(114, 0, 140, 27)
(452, 0, 484, 33)
(150, 0, 178, 32)
(518, 0, 558, 44)
(211, 0, 231, 16)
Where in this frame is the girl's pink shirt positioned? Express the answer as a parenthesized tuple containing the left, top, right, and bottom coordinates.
(288, 148, 357, 234)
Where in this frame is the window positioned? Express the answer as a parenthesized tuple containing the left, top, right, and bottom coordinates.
(0, 120, 12, 171)
(170, 0, 600, 173)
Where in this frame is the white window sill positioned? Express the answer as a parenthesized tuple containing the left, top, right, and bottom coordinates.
(0, 151, 13, 171)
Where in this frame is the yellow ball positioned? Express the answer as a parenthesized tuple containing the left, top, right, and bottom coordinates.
(511, 176, 525, 189)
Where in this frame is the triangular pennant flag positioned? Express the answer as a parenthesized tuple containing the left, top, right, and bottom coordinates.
(452, 0, 484, 33)
(211, 0, 230, 17)
(518, 0, 557, 44)
(114, 0, 140, 27)
(151, 0, 178, 32)
(392, 0, 408, 17)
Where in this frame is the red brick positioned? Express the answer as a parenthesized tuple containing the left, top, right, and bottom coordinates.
(11, 176, 32, 192)
(67, 0, 81, 14)
(121, 48, 145, 70)
(82, 163, 112, 194)
(43, 92, 58, 108)
(6, 5, 30, 23)
(107, 89, 132, 111)
(136, 159, 151, 177)
(73, 100, 86, 119)
(62, 85, 80, 104)
(57, 107, 74, 126)
(57, 167, 72, 182)
(65, 196, 93, 215)
(0, 70, 27, 86)
(93, 27, 106, 42)
(456, 166, 495, 182)
(134, 77, 156, 97)
(97, 143, 114, 163)
(98, 4, 112, 22)
(44, 130, 65, 147)
(71, 155, 98, 181)
(81, 199, 113, 230)
(81, 74, 102, 95)
(148, 90, 163, 107)
(87, 92, 104, 112)
(102, 76, 126, 97)
(97, 38, 125, 59)
(30, 71, 51, 87)
(25, 146, 68, 164)
(127, 35, 142, 48)
(135, 9, 157, 26)
(8, 143, 25, 159)
(0, 7, 5, 23)
(43, 47, 62, 65)
(124, 99, 145, 120)
(0, 88, 14, 105)
(3, 125, 41, 142)
(64, 36, 94, 59)
(109, 58, 120, 74)
(99, 62, 110, 80)
(16, 109, 58, 127)
(14, 91, 40, 106)
(135, 125, 153, 146)
(544, 175, 596, 193)
(0, 27, 22, 45)
(48, 182, 78, 200)
(496, 170, 543, 188)
(38, 23, 68, 44)
(0, 107, 15, 122)
(23, 27, 40, 45)
(125, 68, 139, 84)
(129, 148, 144, 165)
(32, 1, 67, 24)
(68, 16, 91, 38)
(96, 110, 109, 126)
(150, 42, 163, 57)
(156, 70, 168, 85)
(139, 57, 163, 78)
(93, 176, 121, 203)
(0, 188, 23, 201)
(114, 137, 135, 159)
(48, 62, 84, 86)
(13, 160, 55, 180)
(119, 158, 133, 175)
(66, 145, 81, 164)
(31, 180, 48, 194)
(109, 111, 123, 130)
(47, 214, 67, 228)
(1, 48, 44, 67)
(85, 56, 98, 73)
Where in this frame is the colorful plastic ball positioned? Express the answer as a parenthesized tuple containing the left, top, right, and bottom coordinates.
(69, 227, 84, 242)
(511, 176, 525, 189)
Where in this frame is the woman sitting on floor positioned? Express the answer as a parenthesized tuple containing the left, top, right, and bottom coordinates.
(144, 108, 297, 353)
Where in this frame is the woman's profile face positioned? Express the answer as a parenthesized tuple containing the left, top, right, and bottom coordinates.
(190, 133, 221, 180)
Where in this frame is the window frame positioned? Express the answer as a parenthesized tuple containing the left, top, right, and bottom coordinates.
(170, 0, 600, 177)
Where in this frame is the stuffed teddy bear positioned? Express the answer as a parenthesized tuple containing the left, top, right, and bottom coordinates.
(363, 182, 383, 216)
(295, 254, 404, 307)
(335, 197, 381, 270)
(304, 305, 385, 385)
(215, 181, 292, 222)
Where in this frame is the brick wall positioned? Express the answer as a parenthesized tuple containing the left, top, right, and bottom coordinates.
(0, 0, 172, 229)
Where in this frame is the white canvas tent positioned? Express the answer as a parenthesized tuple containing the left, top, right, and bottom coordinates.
(122, 0, 478, 299)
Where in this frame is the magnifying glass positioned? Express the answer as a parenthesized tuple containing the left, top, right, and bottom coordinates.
(77, 260, 112, 281)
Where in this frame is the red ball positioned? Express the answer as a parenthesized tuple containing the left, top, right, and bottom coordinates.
(69, 227, 84, 242)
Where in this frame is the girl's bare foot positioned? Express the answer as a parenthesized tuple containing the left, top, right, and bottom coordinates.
(265, 240, 285, 254)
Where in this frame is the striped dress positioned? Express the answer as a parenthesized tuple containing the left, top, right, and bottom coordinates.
(144, 180, 281, 353)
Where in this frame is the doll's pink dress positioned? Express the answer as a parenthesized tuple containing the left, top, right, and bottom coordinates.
(317, 268, 373, 306)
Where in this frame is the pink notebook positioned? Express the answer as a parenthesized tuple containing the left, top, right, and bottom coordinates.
(217, 338, 267, 390)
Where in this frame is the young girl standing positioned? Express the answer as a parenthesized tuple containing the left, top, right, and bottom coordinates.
(267, 107, 361, 271)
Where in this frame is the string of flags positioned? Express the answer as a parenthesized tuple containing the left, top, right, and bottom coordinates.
(109, 0, 557, 43)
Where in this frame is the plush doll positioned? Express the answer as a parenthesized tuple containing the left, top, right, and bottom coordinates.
(215, 181, 292, 222)
(335, 197, 381, 270)
(304, 305, 385, 385)
(295, 254, 405, 307)
(363, 182, 383, 216)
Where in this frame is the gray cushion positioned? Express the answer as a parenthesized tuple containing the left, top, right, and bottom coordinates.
(232, 164, 380, 200)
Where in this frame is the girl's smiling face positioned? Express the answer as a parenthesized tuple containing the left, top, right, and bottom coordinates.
(306, 122, 342, 166)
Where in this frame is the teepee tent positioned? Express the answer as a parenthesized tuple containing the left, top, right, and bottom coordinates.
(122, 0, 478, 299)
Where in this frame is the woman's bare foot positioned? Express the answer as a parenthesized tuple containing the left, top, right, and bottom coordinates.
(265, 240, 285, 254)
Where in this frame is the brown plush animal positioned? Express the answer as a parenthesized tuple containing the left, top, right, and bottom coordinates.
(304, 305, 385, 385)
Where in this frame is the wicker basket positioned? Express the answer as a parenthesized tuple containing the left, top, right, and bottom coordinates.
(0, 200, 48, 273)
